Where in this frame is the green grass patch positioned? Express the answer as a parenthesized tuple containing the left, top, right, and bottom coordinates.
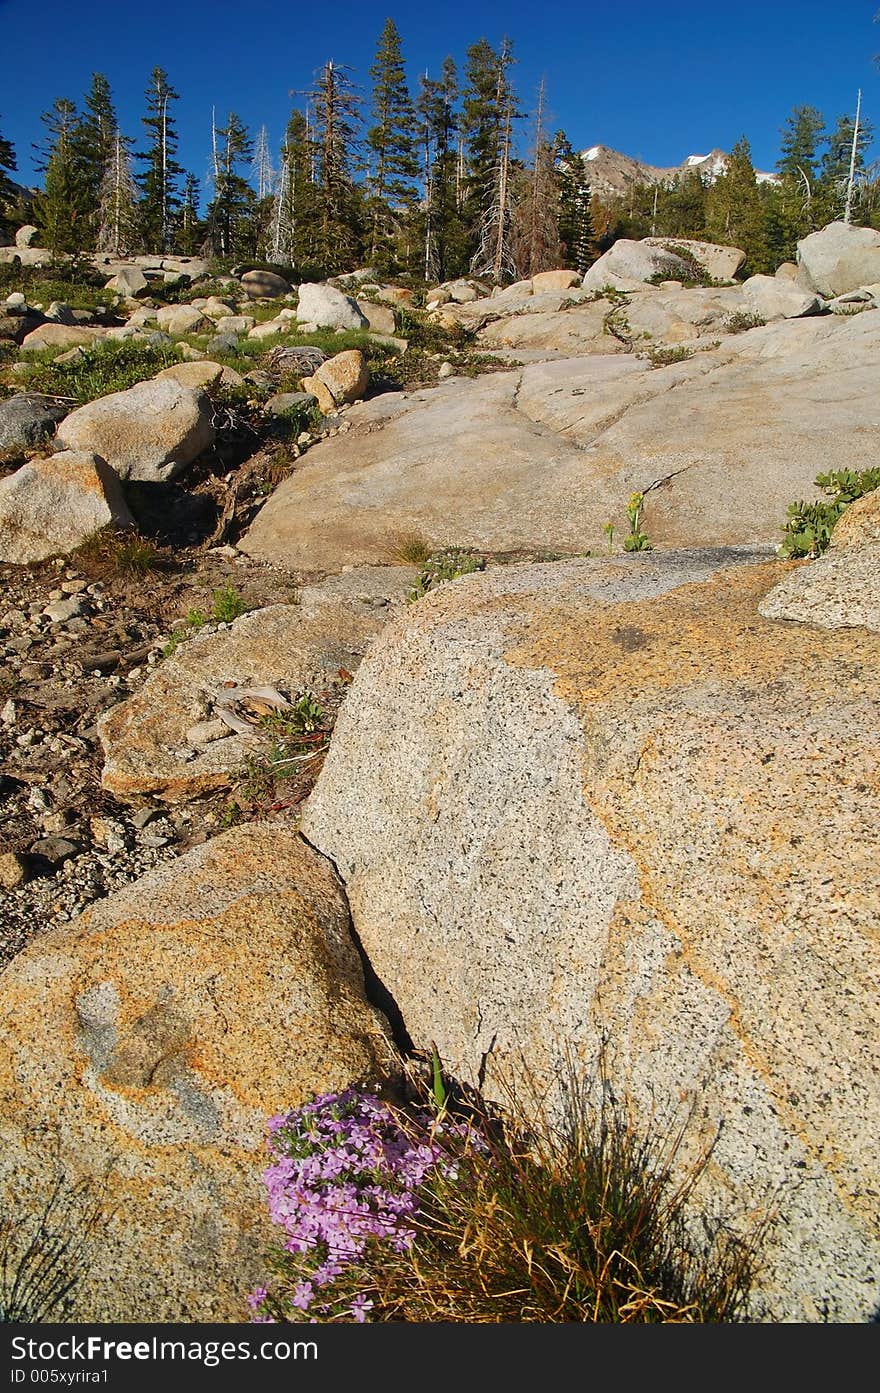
(14, 339, 180, 403)
(0, 262, 116, 314)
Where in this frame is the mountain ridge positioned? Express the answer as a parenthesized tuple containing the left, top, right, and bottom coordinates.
(580, 143, 780, 196)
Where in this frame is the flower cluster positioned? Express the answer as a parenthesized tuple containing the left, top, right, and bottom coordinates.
(249, 1087, 477, 1323)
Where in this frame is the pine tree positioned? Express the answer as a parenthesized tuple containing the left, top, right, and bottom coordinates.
(137, 68, 183, 252)
(469, 37, 519, 282)
(270, 110, 321, 267)
(819, 108, 875, 220)
(416, 58, 466, 281)
(555, 134, 593, 273)
(776, 105, 825, 186)
(510, 80, 564, 277)
(34, 99, 90, 257)
(306, 60, 364, 272)
(705, 137, 769, 271)
(204, 111, 256, 258)
(74, 73, 121, 240)
(821, 110, 873, 185)
(658, 170, 708, 239)
(97, 133, 139, 256)
(366, 17, 419, 267)
(461, 38, 506, 243)
(0, 120, 18, 241)
(178, 173, 202, 255)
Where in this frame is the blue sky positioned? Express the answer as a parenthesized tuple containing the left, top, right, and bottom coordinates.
(1, 0, 878, 197)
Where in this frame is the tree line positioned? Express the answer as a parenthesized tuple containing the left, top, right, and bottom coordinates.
(0, 22, 593, 283)
(594, 107, 878, 275)
(0, 24, 877, 283)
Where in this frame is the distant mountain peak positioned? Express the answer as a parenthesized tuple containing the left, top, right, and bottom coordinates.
(578, 143, 778, 195)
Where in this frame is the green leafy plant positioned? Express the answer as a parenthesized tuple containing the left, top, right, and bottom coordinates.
(236, 688, 331, 809)
(781, 467, 880, 558)
(603, 521, 615, 554)
(622, 492, 653, 552)
(162, 586, 249, 656)
(408, 548, 487, 602)
(259, 691, 325, 738)
(210, 582, 249, 623)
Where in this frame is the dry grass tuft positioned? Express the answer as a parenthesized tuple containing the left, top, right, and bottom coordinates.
(383, 530, 435, 566)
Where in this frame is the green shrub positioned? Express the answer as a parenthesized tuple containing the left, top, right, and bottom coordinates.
(648, 244, 721, 289)
(723, 310, 766, 334)
(210, 582, 249, 622)
(781, 467, 880, 558)
(0, 261, 115, 313)
(639, 343, 695, 368)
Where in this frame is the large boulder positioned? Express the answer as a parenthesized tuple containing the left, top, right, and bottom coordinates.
(154, 360, 244, 390)
(582, 239, 695, 292)
(0, 393, 68, 461)
(301, 549, 880, 1322)
(530, 269, 582, 292)
(642, 236, 746, 281)
(477, 299, 622, 356)
(742, 274, 823, 320)
(0, 827, 394, 1320)
(241, 313, 880, 571)
(295, 282, 368, 331)
(797, 221, 880, 298)
(355, 299, 397, 335)
(621, 283, 746, 343)
(57, 378, 215, 482)
(240, 269, 291, 298)
(0, 450, 135, 563)
(15, 225, 38, 248)
(99, 567, 415, 801)
(0, 246, 51, 267)
(104, 266, 149, 296)
(154, 304, 214, 336)
(213, 313, 254, 336)
(19, 323, 104, 352)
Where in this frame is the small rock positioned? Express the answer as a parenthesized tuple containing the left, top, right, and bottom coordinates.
(30, 836, 79, 864)
(43, 597, 83, 624)
(0, 851, 31, 889)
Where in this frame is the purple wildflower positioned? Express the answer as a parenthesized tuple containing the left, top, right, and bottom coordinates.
(252, 1086, 485, 1324)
